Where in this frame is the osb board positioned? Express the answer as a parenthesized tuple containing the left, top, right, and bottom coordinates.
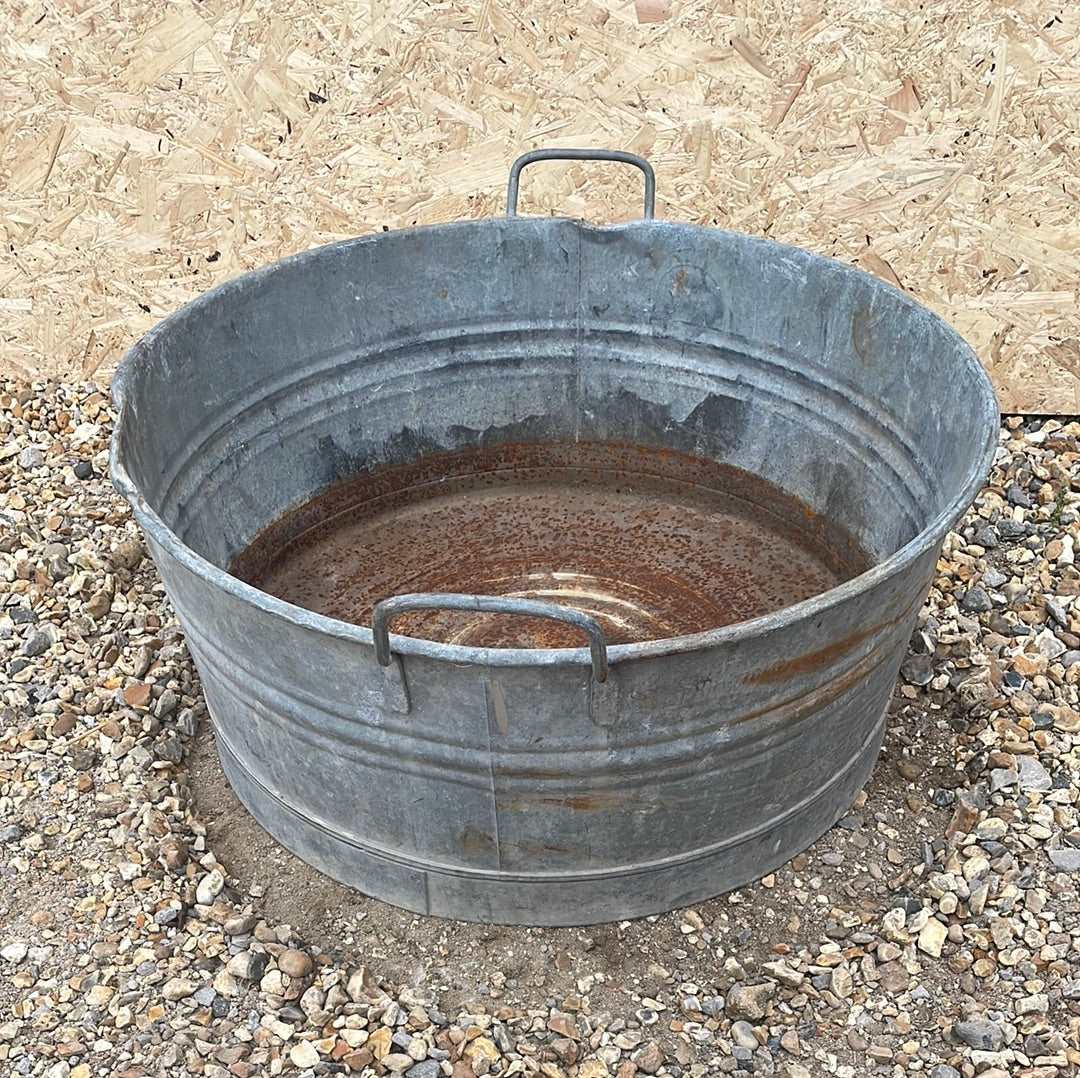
(1, 0, 1078, 413)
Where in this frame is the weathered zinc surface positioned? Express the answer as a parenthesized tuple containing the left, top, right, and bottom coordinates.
(110, 152, 998, 924)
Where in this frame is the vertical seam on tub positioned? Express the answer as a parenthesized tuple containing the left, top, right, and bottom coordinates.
(486, 682, 504, 871)
(574, 223, 583, 445)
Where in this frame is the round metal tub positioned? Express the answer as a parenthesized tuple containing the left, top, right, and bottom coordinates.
(110, 150, 998, 924)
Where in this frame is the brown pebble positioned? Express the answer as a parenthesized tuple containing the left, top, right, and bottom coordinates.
(278, 948, 313, 979)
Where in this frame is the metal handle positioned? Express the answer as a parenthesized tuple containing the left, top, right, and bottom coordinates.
(506, 148, 656, 220)
(371, 593, 610, 683)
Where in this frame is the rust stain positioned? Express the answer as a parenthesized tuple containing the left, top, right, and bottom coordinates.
(486, 680, 510, 735)
(671, 267, 689, 294)
(744, 623, 880, 684)
(231, 441, 870, 649)
(497, 791, 636, 813)
(742, 582, 930, 690)
(459, 826, 495, 854)
(851, 304, 877, 367)
(503, 839, 573, 856)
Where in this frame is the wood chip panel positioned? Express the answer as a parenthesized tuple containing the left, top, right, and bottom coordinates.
(1, 0, 1077, 412)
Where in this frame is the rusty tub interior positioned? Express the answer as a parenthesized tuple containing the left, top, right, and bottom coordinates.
(230, 441, 873, 650)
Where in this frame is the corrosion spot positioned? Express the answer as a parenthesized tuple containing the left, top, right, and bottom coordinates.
(851, 304, 879, 367)
(460, 826, 496, 854)
(744, 624, 878, 684)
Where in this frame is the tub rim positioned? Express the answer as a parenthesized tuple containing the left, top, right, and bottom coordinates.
(109, 216, 1000, 670)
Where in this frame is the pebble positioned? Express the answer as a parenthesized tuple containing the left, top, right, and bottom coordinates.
(952, 1020, 1004, 1051)
(289, 1040, 320, 1068)
(226, 950, 270, 982)
(917, 918, 947, 958)
(730, 1021, 758, 1049)
(195, 867, 225, 905)
(960, 585, 993, 613)
(1049, 848, 1080, 871)
(161, 977, 197, 1001)
(726, 982, 775, 1021)
(17, 445, 44, 469)
(278, 948, 313, 978)
(1016, 755, 1052, 791)
(20, 627, 53, 656)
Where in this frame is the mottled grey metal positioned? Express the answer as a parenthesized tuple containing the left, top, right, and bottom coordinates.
(110, 150, 998, 925)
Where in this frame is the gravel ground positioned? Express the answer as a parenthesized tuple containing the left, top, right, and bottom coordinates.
(1, 378, 1079, 1078)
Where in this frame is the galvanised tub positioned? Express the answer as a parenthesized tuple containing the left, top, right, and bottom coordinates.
(110, 149, 998, 925)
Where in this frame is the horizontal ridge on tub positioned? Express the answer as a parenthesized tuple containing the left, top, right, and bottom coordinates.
(139, 323, 935, 559)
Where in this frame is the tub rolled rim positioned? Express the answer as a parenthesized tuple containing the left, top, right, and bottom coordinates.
(109, 217, 1001, 670)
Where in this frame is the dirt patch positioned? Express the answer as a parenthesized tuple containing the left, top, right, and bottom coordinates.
(186, 690, 980, 1037)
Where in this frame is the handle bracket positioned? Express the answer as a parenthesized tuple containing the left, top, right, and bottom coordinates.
(371, 592, 610, 683)
(506, 148, 656, 220)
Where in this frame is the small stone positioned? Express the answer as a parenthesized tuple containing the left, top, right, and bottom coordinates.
(548, 1012, 577, 1038)
(930, 1067, 960, 1078)
(896, 758, 925, 780)
(946, 797, 979, 836)
(1006, 482, 1031, 507)
(122, 682, 152, 708)
(990, 767, 1017, 793)
(632, 1042, 664, 1075)
(726, 981, 776, 1021)
(901, 653, 934, 686)
(367, 1028, 392, 1061)
(226, 950, 269, 982)
(918, 918, 947, 957)
(761, 961, 803, 988)
(162, 977, 197, 1001)
(1, 943, 28, 963)
(952, 1020, 1004, 1051)
(831, 965, 853, 998)
(196, 868, 225, 905)
(86, 984, 114, 1006)
(70, 749, 95, 771)
(289, 1040, 320, 1068)
(1016, 755, 1051, 792)
(278, 949, 313, 978)
(406, 1063, 442, 1078)
(346, 966, 381, 1002)
(19, 445, 45, 469)
(21, 628, 53, 657)
(224, 913, 258, 935)
(84, 588, 111, 618)
(159, 835, 189, 870)
(111, 538, 144, 570)
(731, 1022, 758, 1049)
(975, 818, 1007, 841)
(1035, 628, 1067, 659)
(73, 460, 93, 479)
(960, 586, 992, 614)
(1016, 992, 1048, 1015)
(464, 1037, 500, 1065)
(1049, 848, 1080, 871)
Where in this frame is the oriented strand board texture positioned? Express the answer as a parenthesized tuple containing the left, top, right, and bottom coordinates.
(1, 0, 1077, 412)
